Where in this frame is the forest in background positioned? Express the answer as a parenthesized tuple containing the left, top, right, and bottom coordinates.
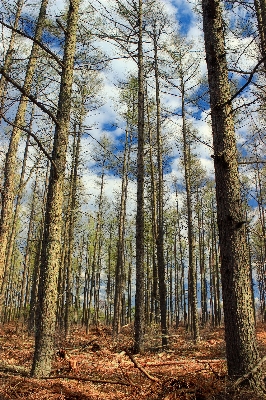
(1, 0, 266, 393)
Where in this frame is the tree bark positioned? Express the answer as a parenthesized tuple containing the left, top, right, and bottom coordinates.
(31, 0, 80, 378)
(0, 0, 49, 286)
(0, 0, 23, 113)
(153, 24, 168, 348)
(134, 0, 145, 354)
(202, 0, 262, 386)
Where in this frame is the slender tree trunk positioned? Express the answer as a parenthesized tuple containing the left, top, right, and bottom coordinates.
(134, 0, 145, 354)
(254, 0, 266, 71)
(202, 0, 262, 385)
(17, 177, 38, 324)
(0, 0, 24, 113)
(87, 168, 105, 331)
(64, 124, 82, 336)
(152, 25, 168, 347)
(146, 95, 159, 324)
(0, 0, 49, 284)
(31, 0, 80, 378)
(28, 162, 49, 332)
(113, 129, 130, 335)
(180, 78, 199, 342)
(1, 102, 36, 297)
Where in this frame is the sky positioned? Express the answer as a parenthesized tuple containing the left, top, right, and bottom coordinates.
(1, 0, 266, 308)
(0, 0, 264, 214)
(70, 0, 214, 211)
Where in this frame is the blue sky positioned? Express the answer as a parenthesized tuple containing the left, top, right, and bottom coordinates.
(0, 0, 264, 214)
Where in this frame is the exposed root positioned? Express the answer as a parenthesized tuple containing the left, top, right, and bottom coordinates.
(233, 356, 266, 394)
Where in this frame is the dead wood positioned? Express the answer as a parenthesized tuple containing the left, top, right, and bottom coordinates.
(125, 349, 160, 382)
(146, 359, 225, 366)
(44, 374, 131, 385)
(0, 361, 29, 376)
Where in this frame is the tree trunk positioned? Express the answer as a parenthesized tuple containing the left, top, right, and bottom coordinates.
(0, 0, 23, 113)
(153, 25, 168, 347)
(31, 0, 80, 378)
(134, 0, 145, 354)
(202, 0, 262, 386)
(0, 0, 49, 285)
(254, 0, 266, 71)
(113, 129, 130, 335)
(181, 78, 199, 342)
(64, 124, 82, 336)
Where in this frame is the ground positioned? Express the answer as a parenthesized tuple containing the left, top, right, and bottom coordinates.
(0, 322, 265, 399)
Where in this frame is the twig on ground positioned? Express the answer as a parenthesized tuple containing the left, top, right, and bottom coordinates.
(117, 353, 138, 386)
(146, 359, 225, 366)
(124, 349, 160, 382)
(44, 375, 131, 385)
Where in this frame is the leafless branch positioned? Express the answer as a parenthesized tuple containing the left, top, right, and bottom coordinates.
(238, 159, 266, 164)
(0, 68, 58, 125)
(45, 375, 131, 385)
(0, 20, 63, 68)
(1, 113, 56, 170)
(225, 56, 266, 105)
(125, 349, 160, 382)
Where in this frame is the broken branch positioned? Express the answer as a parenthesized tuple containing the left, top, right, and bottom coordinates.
(124, 349, 160, 382)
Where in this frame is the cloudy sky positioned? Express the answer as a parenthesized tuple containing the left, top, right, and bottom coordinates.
(0, 0, 262, 213)
(69, 0, 214, 211)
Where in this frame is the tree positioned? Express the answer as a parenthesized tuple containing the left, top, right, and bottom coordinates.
(151, 16, 168, 349)
(254, 0, 266, 71)
(0, 0, 23, 113)
(134, 0, 145, 354)
(202, 0, 264, 389)
(31, 0, 81, 378)
(112, 81, 134, 335)
(0, 0, 50, 293)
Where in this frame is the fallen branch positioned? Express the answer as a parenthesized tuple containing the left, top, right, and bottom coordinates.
(0, 361, 29, 377)
(146, 359, 225, 366)
(45, 375, 131, 385)
(124, 349, 160, 382)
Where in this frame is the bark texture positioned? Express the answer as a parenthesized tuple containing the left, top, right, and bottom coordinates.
(0, 0, 49, 285)
(202, 0, 261, 381)
(31, 0, 80, 378)
(153, 25, 168, 348)
(134, 0, 145, 354)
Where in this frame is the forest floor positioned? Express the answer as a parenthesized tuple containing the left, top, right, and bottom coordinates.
(0, 322, 265, 400)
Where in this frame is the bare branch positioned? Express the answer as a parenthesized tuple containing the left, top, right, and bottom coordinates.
(0, 20, 64, 68)
(225, 56, 266, 105)
(0, 68, 58, 125)
(44, 375, 131, 385)
(124, 349, 160, 382)
(1, 113, 56, 170)
(238, 158, 266, 164)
